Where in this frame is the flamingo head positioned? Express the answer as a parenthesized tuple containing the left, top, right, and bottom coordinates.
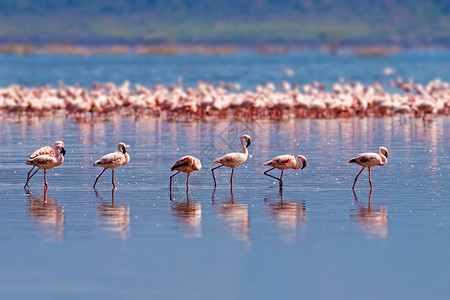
(55, 144, 66, 156)
(241, 134, 251, 148)
(118, 143, 130, 154)
(379, 147, 388, 158)
(298, 155, 307, 169)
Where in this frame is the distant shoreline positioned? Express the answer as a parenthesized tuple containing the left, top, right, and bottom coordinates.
(0, 43, 414, 57)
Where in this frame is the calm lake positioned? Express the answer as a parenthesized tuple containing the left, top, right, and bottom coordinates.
(0, 52, 450, 299)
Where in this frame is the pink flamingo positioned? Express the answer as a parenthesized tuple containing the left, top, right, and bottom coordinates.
(212, 134, 251, 186)
(93, 143, 130, 189)
(170, 155, 202, 192)
(263, 154, 307, 187)
(25, 141, 65, 188)
(348, 147, 388, 190)
(25, 143, 66, 189)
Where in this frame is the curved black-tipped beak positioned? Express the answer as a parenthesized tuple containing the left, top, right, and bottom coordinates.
(61, 147, 67, 156)
(246, 140, 251, 148)
(301, 161, 307, 169)
(385, 153, 388, 158)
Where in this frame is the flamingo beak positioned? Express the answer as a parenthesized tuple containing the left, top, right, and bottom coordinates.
(385, 152, 388, 158)
(246, 140, 251, 148)
(61, 147, 67, 156)
(301, 161, 307, 169)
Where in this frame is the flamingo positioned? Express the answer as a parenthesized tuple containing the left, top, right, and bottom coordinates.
(263, 155, 307, 187)
(93, 143, 130, 189)
(25, 143, 66, 189)
(24, 141, 65, 188)
(212, 134, 251, 187)
(348, 147, 388, 190)
(170, 156, 202, 192)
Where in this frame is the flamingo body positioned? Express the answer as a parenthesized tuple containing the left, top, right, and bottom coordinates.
(348, 147, 388, 190)
(93, 143, 130, 188)
(263, 154, 307, 187)
(171, 156, 202, 173)
(170, 155, 202, 192)
(212, 134, 251, 186)
(214, 152, 248, 168)
(25, 143, 66, 188)
(25, 141, 65, 188)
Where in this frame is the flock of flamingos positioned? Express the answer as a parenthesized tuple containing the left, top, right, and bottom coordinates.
(24, 137, 388, 194)
(1, 76, 449, 121)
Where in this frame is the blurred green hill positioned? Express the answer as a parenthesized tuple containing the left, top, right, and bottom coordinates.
(0, 0, 449, 46)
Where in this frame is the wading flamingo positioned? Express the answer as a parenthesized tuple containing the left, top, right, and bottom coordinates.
(170, 156, 202, 193)
(25, 143, 66, 189)
(263, 154, 307, 187)
(348, 147, 388, 190)
(93, 143, 130, 189)
(212, 134, 251, 187)
(25, 141, 65, 188)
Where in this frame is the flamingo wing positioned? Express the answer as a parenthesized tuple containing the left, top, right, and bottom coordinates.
(94, 152, 125, 166)
(31, 146, 55, 158)
(27, 154, 57, 166)
(171, 157, 191, 171)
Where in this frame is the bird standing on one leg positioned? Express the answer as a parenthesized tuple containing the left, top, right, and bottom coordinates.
(170, 156, 202, 194)
(263, 154, 307, 187)
(25, 143, 66, 189)
(348, 146, 388, 190)
(212, 134, 251, 187)
(25, 141, 65, 188)
(93, 143, 130, 189)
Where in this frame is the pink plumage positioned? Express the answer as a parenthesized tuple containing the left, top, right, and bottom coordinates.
(93, 143, 130, 189)
(263, 154, 307, 187)
(348, 146, 388, 190)
(170, 155, 202, 193)
(25, 142, 66, 189)
(212, 134, 251, 187)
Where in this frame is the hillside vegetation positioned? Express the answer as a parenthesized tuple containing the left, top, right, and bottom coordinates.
(0, 0, 449, 46)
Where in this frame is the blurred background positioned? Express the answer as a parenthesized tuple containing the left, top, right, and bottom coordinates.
(1, 0, 449, 55)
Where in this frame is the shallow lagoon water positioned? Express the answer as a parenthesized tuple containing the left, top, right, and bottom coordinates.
(1, 51, 450, 299)
(0, 115, 449, 299)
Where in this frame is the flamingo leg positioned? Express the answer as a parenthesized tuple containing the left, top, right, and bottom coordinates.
(264, 167, 282, 182)
(93, 168, 107, 188)
(26, 166, 35, 181)
(170, 171, 180, 192)
(112, 169, 116, 189)
(44, 169, 48, 189)
(24, 168, 40, 188)
(368, 167, 372, 191)
(280, 170, 284, 187)
(230, 168, 234, 185)
(211, 165, 223, 187)
(352, 167, 365, 189)
(186, 172, 190, 188)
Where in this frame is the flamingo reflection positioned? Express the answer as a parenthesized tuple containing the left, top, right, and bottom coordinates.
(212, 187, 250, 246)
(170, 192, 202, 238)
(27, 187, 65, 242)
(264, 189, 307, 231)
(350, 191, 388, 239)
(95, 188, 129, 240)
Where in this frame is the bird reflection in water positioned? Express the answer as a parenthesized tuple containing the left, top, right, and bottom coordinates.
(350, 191, 388, 239)
(264, 188, 306, 242)
(212, 187, 250, 246)
(170, 191, 202, 238)
(95, 188, 129, 240)
(26, 187, 65, 242)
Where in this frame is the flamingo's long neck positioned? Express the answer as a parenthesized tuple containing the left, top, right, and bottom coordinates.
(54, 145, 61, 159)
(293, 156, 302, 169)
(57, 149, 64, 164)
(379, 150, 387, 166)
(241, 138, 248, 156)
